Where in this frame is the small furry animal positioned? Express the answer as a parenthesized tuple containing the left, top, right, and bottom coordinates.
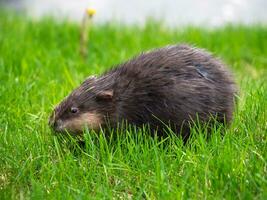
(49, 44, 236, 140)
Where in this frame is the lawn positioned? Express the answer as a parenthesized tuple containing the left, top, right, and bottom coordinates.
(0, 12, 266, 199)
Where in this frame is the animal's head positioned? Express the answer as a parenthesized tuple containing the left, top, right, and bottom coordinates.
(49, 75, 114, 134)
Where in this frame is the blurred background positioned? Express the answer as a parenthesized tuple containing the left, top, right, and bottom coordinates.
(1, 0, 267, 26)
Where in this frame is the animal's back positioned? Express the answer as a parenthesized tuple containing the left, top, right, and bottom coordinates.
(111, 45, 236, 137)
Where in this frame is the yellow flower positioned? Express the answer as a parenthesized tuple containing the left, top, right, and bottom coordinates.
(86, 8, 96, 17)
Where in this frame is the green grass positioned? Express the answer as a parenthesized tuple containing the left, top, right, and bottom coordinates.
(0, 12, 266, 199)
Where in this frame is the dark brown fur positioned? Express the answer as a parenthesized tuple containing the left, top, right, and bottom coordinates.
(49, 44, 237, 139)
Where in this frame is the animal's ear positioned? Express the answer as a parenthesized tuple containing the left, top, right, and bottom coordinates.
(96, 90, 113, 101)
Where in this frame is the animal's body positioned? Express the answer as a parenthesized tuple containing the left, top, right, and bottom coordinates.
(49, 44, 236, 139)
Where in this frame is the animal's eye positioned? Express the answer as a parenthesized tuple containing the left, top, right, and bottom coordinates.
(70, 107, 78, 114)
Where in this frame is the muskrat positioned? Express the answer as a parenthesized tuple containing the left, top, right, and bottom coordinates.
(49, 44, 236, 139)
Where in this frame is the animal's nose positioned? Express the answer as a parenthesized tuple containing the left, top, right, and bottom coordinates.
(49, 118, 63, 132)
(48, 115, 55, 128)
(48, 113, 60, 131)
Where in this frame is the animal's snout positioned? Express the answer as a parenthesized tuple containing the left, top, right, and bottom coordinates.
(48, 111, 63, 132)
(49, 118, 63, 132)
(48, 112, 55, 127)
